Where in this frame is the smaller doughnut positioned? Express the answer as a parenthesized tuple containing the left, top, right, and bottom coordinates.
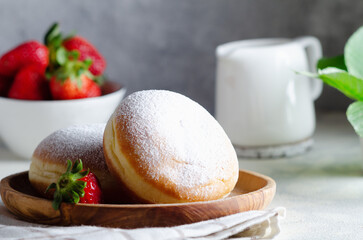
(29, 124, 124, 203)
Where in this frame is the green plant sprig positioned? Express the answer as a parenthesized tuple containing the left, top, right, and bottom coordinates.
(305, 26, 363, 137)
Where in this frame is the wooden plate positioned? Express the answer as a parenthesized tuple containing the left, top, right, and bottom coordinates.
(0, 170, 275, 228)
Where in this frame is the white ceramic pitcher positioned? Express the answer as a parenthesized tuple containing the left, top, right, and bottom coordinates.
(215, 37, 322, 158)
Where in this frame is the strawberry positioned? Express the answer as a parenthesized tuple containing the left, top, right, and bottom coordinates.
(63, 36, 106, 76)
(46, 159, 103, 210)
(8, 65, 51, 100)
(50, 74, 101, 100)
(78, 171, 103, 204)
(0, 75, 12, 97)
(0, 41, 48, 77)
(44, 23, 103, 100)
(44, 23, 106, 76)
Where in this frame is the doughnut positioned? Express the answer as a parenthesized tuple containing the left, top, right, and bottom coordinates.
(29, 124, 125, 203)
(103, 90, 239, 203)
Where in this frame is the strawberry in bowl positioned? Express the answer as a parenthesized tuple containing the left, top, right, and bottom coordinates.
(44, 22, 104, 100)
(63, 36, 106, 77)
(50, 74, 101, 100)
(0, 40, 49, 78)
(8, 64, 51, 100)
(0, 23, 126, 159)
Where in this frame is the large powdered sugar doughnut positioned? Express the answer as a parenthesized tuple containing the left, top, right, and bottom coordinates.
(29, 124, 123, 203)
(103, 90, 239, 203)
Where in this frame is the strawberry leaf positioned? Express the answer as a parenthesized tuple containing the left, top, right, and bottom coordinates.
(45, 183, 57, 193)
(69, 50, 80, 60)
(71, 191, 80, 203)
(52, 191, 62, 210)
(65, 160, 72, 172)
(76, 76, 82, 88)
(44, 22, 61, 46)
(84, 58, 92, 69)
(72, 170, 89, 181)
(71, 159, 83, 173)
(56, 47, 68, 66)
(49, 53, 96, 88)
(73, 181, 87, 193)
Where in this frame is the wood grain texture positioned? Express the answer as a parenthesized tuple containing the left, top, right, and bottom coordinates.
(0, 170, 275, 228)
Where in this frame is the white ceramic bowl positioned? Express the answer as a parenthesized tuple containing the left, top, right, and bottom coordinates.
(0, 81, 126, 159)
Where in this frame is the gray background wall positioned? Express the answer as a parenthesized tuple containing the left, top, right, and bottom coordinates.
(0, 0, 360, 114)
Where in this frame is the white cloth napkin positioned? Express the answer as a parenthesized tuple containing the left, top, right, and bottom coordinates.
(0, 202, 285, 240)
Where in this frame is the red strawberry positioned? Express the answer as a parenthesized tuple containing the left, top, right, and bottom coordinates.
(0, 41, 49, 77)
(44, 23, 103, 100)
(78, 172, 103, 204)
(0, 75, 12, 97)
(46, 159, 103, 210)
(8, 65, 50, 100)
(50, 74, 101, 100)
(63, 36, 106, 76)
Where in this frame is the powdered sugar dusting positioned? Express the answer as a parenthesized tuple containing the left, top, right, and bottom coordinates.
(115, 90, 237, 198)
(34, 124, 107, 171)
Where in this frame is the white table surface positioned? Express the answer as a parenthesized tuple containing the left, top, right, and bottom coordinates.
(1, 112, 363, 239)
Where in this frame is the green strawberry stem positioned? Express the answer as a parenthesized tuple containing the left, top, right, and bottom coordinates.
(45, 23, 63, 73)
(51, 56, 94, 88)
(44, 23, 61, 46)
(46, 159, 89, 210)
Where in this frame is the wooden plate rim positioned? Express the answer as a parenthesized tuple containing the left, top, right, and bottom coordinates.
(0, 169, 275, 208)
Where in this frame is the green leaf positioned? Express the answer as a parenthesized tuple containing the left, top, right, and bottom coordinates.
(76, 76, 83, 89)
(83, 58, 92, 69)
(73, 181, 87, 194)
(318, 68, 363, 101)
(69, 50, 80, 60)
(347, 101, 363, 137)
(71, 191, 80, 203)
(52, 35, 63, 48)
(45, 183, 57, 194)
(52, 191, 62, 210)
(345, 26, 363, 79)
(76, 68, 85, 77)
(317, 55, 347, 71)
(72, 170, 89, 181)
(66, 160, 72, 173)
(44, 22, 60, 45)
(71, 159, 83, 174)
(56, 47, 68, 66)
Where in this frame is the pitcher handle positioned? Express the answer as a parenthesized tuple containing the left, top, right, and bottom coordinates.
(295, 36, 323, 101)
